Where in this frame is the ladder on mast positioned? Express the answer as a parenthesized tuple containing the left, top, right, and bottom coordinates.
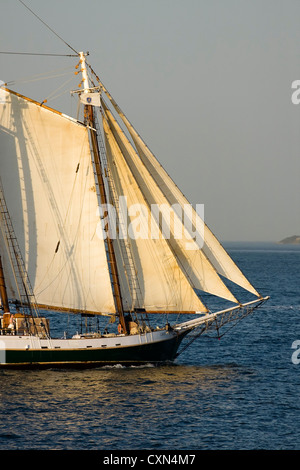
(94, 110, 144, 312)
(0, 178, 39, 318)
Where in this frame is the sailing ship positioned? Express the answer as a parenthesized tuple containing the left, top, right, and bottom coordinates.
(0, 51, 268, 368)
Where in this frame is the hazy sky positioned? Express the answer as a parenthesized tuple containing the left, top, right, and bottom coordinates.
(1, 0, 299, 242)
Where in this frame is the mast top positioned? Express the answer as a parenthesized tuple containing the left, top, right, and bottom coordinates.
(79, 52, 90, 93)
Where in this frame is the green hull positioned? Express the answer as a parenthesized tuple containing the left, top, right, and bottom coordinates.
(0, 331, 188, 369)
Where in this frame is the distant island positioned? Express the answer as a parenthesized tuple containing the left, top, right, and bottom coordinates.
(278, 235, 300, 245)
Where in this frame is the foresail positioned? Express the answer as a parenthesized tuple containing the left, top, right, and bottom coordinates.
(102, 115, 206, 313)
(101, 92, 261, 299)
(0, 88, 116, 314)
(102, 101, 239, 305)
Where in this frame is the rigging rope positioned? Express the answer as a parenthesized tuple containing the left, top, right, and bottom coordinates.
(17, 0, 79, 56)
(6, 67, 74, 86)
(0, 51, 77, 57)
(42, 75, 75, 103)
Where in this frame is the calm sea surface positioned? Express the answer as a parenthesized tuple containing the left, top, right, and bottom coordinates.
(0, 242, 299, 451)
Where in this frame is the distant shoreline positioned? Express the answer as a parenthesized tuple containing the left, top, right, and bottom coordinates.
(278, 235, 300, 245)
(221, 240, 300, 246)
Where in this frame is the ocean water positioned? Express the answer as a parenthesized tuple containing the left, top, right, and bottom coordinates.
(0, 242, 299, 451)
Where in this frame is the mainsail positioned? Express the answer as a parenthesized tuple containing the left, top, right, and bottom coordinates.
(0, 88, 115, 314)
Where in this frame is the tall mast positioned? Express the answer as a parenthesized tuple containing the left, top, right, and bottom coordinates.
(79, 52, 126, 333)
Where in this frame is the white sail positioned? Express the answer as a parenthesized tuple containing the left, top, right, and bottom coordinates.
(0, 88, 116, 314)
(102, 116, 206, 313)
(100, 91, 261, 299)
(102, 102, 239, 304)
